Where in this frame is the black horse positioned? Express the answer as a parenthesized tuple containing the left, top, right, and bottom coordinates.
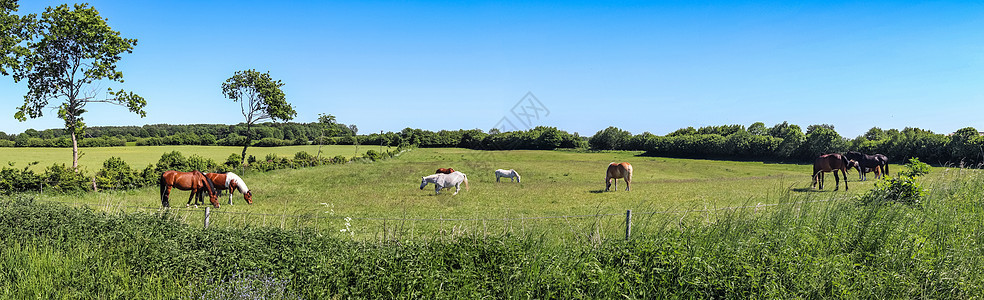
(844, 151, 889, 181)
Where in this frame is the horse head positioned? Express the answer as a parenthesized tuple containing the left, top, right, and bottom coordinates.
(244, 190, 253, 204)
(420, 177, 427, 189)
(198, 171, 220, 207)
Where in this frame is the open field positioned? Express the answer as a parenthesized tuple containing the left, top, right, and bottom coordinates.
(4, 147, 982, 297)
(33, 147, 920, 240)
(0, 145, 388, 171)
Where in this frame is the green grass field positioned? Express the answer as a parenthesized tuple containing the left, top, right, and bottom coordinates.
(4, 147, 981, 298)
(0, 145, 389, 171)
(32, 147, 921, 241)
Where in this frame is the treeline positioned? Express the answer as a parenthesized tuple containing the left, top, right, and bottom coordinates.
(359, 126, 585, 150)
(0, 122, 357, 147)
(0, 123, 587, 151)
(589, 122, 983, 165)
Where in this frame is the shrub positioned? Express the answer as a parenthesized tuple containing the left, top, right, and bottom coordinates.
(899, 157, 931, 177)
(95, 157, 142, 190)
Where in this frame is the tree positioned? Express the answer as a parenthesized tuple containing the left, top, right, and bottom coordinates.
(589, 126, 632, 150)
(317, 113, 336, 160)
(801, 124, 847, 159)
(221, 69, 296, 166)
(747, 122, 767, 136)
(12, 4, 145, 171)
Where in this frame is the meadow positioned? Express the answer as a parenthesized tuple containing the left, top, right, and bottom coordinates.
(27, 146, 905, 241)
(2, 146, 982, 298)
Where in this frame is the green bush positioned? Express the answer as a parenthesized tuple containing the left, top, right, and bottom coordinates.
(95, 157, 142, 190)
(899, 157, 931, 177)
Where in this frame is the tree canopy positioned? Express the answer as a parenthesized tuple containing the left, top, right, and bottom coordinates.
(221, 69, 296, 166)
(9, 3, 145, 170)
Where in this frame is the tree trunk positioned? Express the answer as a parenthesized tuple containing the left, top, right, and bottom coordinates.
(71, 132, 79, 171)
(241, 122, 252, 167)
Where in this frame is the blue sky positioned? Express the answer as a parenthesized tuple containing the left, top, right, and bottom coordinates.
(1, 1, 982, 138)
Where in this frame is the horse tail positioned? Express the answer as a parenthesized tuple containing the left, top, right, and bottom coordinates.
(200, 171, 218, 196)
(463, 174, 469, 191)
(841, 155, 850, 174)
(159, 174, 167, 206)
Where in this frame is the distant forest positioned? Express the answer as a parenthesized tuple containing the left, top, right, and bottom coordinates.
(1, 121, 981, 165)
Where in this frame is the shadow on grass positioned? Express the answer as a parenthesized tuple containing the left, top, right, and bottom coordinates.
(790, 187, 826, 193)
(588, 190, 607, 194)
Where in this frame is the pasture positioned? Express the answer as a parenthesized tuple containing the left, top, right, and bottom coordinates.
(5, 147, 983, 298)
(34, 147, 912, 241)
(0, 145, 385, 171)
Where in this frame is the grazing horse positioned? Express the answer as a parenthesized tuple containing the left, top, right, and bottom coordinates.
(812, 154, 853, 190)
(420, 171, 469, 195)
(494, 169, 521, 183)
(197, 172, 254, 206)
(874, 154, 889, 176)
(605, 162, 633, 191)
(435, 168, 455, 174)
(845, 151, 889, 181)
(159, 170, 219, 208)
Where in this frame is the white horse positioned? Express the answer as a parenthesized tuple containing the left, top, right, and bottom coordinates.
(420, 171, 469, 195)
(222, 172, 252, 205)
(494, 169, 521, 183)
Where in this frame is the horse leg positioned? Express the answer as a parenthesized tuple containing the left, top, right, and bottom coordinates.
(625, 178, 630, 191)
(605, 177, 612, 191)
(188, 190, 198, 208)
(162, 186, 172, 208)
(833, 170, 841, 191)
(453, 183, 460, 195)
(434, 184, 441, 195)
(496, 175, 500, 183)
(228, 188, 234, 205)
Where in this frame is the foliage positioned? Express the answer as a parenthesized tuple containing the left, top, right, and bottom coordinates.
(222, 69, 297, 166)
(94, 157, 141, 190)
(899, 157, 931, 178)
(588, 126, 632, 150)
(858, 158, 930, 206)
(11, 3, 145, 169)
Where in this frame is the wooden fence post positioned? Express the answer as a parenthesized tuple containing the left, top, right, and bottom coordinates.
(204, 207, 211, 228)
(625, 210, 632, 240)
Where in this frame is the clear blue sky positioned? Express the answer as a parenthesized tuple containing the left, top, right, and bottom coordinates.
(2, 0, 982, 138)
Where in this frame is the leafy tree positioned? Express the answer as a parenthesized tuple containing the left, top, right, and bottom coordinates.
(800, 124, 847, 159)
(863, 127, 887, 141)
(666, 127, 696, 137)
(747, 122, 767, 136)
(11, 4, 145, 171)
(948, 127, 981, 164)
(221, 69, 296, 166)
(589, 126, 631, 150)
(767, 122, 805, 158)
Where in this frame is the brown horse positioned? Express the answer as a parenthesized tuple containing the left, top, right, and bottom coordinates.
(196, 172, 253, 206)
(812, 154, 854, 191)
(436, 168, 455, 174)
(605, 162, 633, 191)
(160, 170, 219, 208)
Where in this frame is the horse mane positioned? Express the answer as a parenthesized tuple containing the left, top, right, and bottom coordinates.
(197, 170, 218, 196)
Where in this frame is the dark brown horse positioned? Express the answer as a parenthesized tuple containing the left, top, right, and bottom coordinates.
(160, 170, 219, 208)
(605, 162, 633, 191)
(845, 151, 889, 181)
(812, 154, 854, 191)
(436, 168, 455, 174)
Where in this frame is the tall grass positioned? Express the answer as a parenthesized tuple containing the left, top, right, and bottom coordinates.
(1, 168, 982, 298)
